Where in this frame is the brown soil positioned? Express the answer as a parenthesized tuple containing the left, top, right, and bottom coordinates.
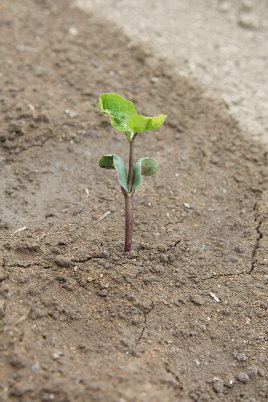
(0, 0, 267, 401)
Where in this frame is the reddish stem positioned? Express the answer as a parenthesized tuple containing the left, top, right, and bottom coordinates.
(123, 192, 134, 252)
(122, 137, 136, 252)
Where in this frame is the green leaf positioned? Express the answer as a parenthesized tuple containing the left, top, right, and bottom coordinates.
(127, 114, 167, 133)
(99, 154, 115, 169)
(99, 93, 136, 132)
(99, 154, 128, 192)
(132, 158, 159, 191)
(99, 93, 167, 140)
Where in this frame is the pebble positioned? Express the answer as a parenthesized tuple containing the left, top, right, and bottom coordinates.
(2, 140, 14, 149)
(160, 254, 169, 263)
(64, 109, 77, 118)
(7, 351, 27, 369)
(183, 202, 191, 209)
(52, 352, 60, 360)
(31, 308, 46, 320)
(234, 352, 248, 362)
(213, 379, 224, 394)
(50, 246, 62, 255)
(247, 365, 258, 377)
(233, 246, 244, 254)
(236, 372, 250, 383)
(190, 295, 205, 306)
(62, 279, 77, 291)
(54, 256, 73, 268)
(143, 275, 158, 285)
(98, 289, 108, 297)
(31, 363, 41, 373)
(69, 27, 78, 35)
(149, 265, 164, 274)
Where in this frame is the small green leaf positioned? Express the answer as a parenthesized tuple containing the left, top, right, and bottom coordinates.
(99, 93, 136, 133)
(132, 158, 159, 191)
(140, 157, 159, 176)
(99, 154, 115, 169)
(99, 93, 167, 140)
(127, 114, 167, 133)
(99, 154, 128, 192)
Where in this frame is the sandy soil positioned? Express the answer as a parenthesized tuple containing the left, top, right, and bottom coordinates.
(0, 0, 267, 401)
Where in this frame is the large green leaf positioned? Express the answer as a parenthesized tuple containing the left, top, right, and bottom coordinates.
(99, 154, 128, 192)
(127, 114, 167, 133)
(99, 93, 136, 132)
(99, 93, 167, 140)
(132, 158, 159, 191)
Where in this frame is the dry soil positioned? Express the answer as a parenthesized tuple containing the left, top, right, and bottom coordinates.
(0, 0, 267, 401)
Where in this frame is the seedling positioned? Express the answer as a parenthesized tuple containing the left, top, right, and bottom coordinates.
(98, 93, 167, 252)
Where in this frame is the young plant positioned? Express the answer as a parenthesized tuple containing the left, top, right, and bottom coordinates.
(98, 93, 167, 252)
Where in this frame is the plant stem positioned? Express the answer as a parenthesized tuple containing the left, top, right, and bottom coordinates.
(123, 191, 134, 252)
(123, 138, 135, 252)
(127, 140, 134, 192)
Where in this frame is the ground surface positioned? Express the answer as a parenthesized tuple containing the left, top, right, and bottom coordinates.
(0, 0, 267, 401)
(77, 0, 268, 144)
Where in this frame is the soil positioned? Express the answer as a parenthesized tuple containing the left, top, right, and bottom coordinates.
(77, 0, 268, 144)
(0, 0, 267, 401)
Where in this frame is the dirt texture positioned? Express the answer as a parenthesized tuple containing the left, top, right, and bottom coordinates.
(0, 0, 268, 401)
(77, 0, 268, 144)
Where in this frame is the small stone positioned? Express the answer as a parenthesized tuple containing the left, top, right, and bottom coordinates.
(50, 246, 62, 255)
(64, 109, 77, 118)
(52, 352, 60, 360)
(54, 256, 73, 268)
(126, 294, 135, 301)
(233, 246, 244, 254)
(8, 351, 27, 369)
(62, 279, 77, 291)
(236, 372, 250, 383)
(234, 352, 248, 362)
(98, 289, 108, 297)
(137, 300, 153, 311)
(183, 202, 191, 209)
(160, 254, 169, 263)
(213, 379, 224, 394)
(149, 266, 164, 274)
(225, 379, 235, 388)
(143, 275, 158, 285)
(92, 61, 100, 68)
(131, 318, 142, 326)
(31, 308, 46, 320)
(247, 365, 258, 377)
(31, 363, 41, 373)
(69, 27, 78, 35)
(2, 140, 14, 149)
(190, 295, 205, 306)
